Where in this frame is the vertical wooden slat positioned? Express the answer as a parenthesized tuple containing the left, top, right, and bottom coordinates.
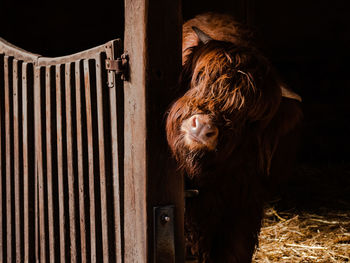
(75, 61, 86, 263)
(45, 66, 55, 263)
(65, 62, 77, 262)
(13, 59, 21, 262)
(0, 55, 3, 263)
(106, 46, 122, 262)
(56, 65, 66, 262)
(34, 131, 39, 262)
(22, 62, 29, 263)
(4, 55, 12, 263)
(83, 59, 97, 263)
(95, 55, 109, 262)
(34, 65, 46, 263)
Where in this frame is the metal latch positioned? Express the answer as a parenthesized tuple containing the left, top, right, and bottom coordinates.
(105, 58, 123, 73)
(105, 53, 128, 86)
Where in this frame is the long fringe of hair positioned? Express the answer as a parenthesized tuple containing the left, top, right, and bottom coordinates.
(167, 40, 283, 176)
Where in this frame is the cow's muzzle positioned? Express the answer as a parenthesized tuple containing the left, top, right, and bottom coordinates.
(181, 114, 219, 151)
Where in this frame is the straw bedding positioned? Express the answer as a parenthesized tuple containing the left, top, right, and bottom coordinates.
(253, 164, 350, 262)
(253, 207, 350, 262)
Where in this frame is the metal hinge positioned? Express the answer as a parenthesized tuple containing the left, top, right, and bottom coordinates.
(105, 53, 129, 86)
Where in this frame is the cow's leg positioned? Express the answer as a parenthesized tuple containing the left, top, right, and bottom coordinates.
(185, 177, 264, 263)
(197, 219, 261, 263)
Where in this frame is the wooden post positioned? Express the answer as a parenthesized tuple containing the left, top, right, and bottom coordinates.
(124, 0, 184, 262)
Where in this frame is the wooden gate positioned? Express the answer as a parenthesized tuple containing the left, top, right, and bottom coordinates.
(0, 1, 183, 262)
(0, 38, 123, 262)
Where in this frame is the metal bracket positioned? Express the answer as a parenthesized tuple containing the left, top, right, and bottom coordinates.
(153, 205, 176, 263)
(105, 58, 123, 72)
(105, 53, 128, 84)
(105, 40, 128, 87)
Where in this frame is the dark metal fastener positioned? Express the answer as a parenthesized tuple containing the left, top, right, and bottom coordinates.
(161, 214, 171, 224)
(105, 52, 129, 81)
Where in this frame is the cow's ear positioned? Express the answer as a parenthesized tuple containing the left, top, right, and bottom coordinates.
(192, 26, 213, 44)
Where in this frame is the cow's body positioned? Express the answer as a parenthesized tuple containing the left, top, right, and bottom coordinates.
(166, 13, 302, 262)
(182, 13, 253, 64)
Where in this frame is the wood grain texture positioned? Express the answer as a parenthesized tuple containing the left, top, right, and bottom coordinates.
(105, 43, 123, 263)
(45, 66, 55, 263)
(95, 55, 109, 263)
(35, 66, 46, 263)
(124, 0, 148, 261)
(1, 38, 125, 262)
(65, 62, 77, 263)
(83, 60, 97, 263)
(13, 59, 21, 262)
(75, 60, 87, 263)
(21, 62, 30, 263)
(0, 55, 3, 263)
(56, 65, 66, 262)
(124, 0, 183, 262)
(21, 62, 29, 263)
(4, 56, 12, 263)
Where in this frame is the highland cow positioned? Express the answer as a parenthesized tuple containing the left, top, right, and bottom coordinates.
(166, 13, 303, 262)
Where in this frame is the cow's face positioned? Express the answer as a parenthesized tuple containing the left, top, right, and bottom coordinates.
(166, 40, 281, 177)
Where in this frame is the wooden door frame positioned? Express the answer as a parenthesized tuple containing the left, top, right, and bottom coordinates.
(124, 0, 184, 262)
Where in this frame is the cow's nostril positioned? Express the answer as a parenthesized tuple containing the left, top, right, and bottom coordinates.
(182, 114, 219, 150)
(205, 131, 216, 138)
(191, 116, 198, 129)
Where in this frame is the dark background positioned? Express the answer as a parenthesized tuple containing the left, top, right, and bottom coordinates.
(1, 0, 349, 209)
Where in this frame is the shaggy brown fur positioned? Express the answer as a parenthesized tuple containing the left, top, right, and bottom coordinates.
(166, 13, 303, 262)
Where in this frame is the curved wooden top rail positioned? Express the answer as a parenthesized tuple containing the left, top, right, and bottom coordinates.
(0, 37, 40, 62)
(0, 37, 121, 65)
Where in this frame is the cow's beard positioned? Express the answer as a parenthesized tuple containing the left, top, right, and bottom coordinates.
(175, 143, 217, 179)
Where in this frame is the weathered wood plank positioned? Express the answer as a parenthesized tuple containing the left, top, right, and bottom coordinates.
(4, 56, 12, 263)
(83, 59, 97, 263)
(22, 62, 29, 263)
(34, 66, 46, 263)
(45, 66, 55, 263)
(105, 43, 122, 263)
(75, 61, 87, 263)
(124, 0, 183, 262)
(124, 1, 148, 261)
(56, 65, 66, 262)
(94, 55, 109, 263)
(65, 62, 77, 263)
(13, 59, 21, 262)
(0, 55, 3, 263)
